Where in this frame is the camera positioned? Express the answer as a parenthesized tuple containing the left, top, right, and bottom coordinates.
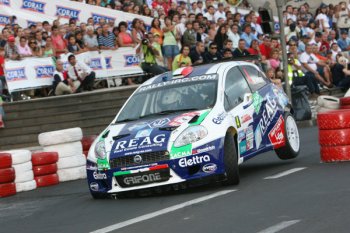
(142, 38, 149, 45)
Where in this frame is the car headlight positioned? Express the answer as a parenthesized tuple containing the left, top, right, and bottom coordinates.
(94, 141, 106, 159)
(174, 125, 208, 147)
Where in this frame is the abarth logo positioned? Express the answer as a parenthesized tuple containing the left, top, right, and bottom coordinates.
(133, 155, 142, 164)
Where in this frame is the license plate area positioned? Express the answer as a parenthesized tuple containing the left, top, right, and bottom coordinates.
(115, 168, 170, 188)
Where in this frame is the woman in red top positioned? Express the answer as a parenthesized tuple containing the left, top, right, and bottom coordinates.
(51, 25, 67, 57)
(117, 22, 135, 47)
(247, 39, 261, 55)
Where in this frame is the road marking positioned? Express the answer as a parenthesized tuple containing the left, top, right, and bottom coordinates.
(90, 189, 236, 233)
(264, 167, 307, 179)
(257, 220, 301, 233)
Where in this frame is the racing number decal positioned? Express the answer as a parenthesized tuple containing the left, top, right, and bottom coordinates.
(268, 115, 286, 149)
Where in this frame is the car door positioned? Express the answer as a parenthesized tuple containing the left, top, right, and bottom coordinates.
(223, 66, 256, 159)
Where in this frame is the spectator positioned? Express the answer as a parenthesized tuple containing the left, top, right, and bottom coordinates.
(268, 49, 281, 70)
(0, 46, 6, 96)
(330, 43, 342, 62)
(17, 37, 32, 57)
(53, 59, 75, 95)
(172, 44, 192, 70)
(336, 1, 350, 33)
(214, 3, 226, 23)
(233, 39, 250, 57)
(67, 35, 83, 54)
(42, 36, 56, 58)
(84, 26, 99, 51)
(51, 25, 67, 57)
(0, 28, 10, 47)
(163, 16, 180, 70)
(152, 33, 164, 67)
(332, 56, 350, 90)
(117, 21, 135, 47)
(240, 24, 257, 49)
(190, 41, 205, 65)
(266, 68, 282, 88)
(204, 42, 222, 63)
(247, 39, 260, 56)
(35, 31, 46, 48)
(4, 36, 20, 60)
(131, 18, 145, 44)
(204, 5, 215, 22)
(98, 24, 118, 50)
(28, 38, 43, 57)
(337, 30, 350, 51)
(316, 3, 330, 32)
(214, 25, 228, 51)
(75, 31, 88, 52)
(222, 48, 233, 59)
(182, 21, 196, 48)
(150, 18, 163, 45)
(67, 54, 95, 91)
(227, 24, 240, 49)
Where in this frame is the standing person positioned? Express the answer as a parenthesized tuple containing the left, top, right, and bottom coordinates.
(0, 46, 7, 96)
(98, 24, 118, 50)
(152, 33, 164, 67)
(163, 16, 180, 70)
(67, 54, 95, 92)
(182, 21, 196, 48)
(227, 24, 240, 49)
(51, 25, 67, 57)
(53, 60, 76, 95)
(131, 18, 145, 44)
(316, 3, 331, 32)
(150, 18, 163, 45)
(172, 45, 192, 70)
(117, 22, 135, 47)
(83, 26, 99, 51)
(43, 37, 56, 58)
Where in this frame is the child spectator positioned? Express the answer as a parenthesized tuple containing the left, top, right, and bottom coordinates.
(172, 45, 192, 70)
(67, 35, 83, 54)
(17, 36, 32, 57)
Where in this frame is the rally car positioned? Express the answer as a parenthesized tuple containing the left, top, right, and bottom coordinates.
(86, 61, 300, 198)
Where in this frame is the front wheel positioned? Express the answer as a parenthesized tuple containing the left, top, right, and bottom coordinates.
(222, 132, 240, 185)
(275, 112, 300, 160)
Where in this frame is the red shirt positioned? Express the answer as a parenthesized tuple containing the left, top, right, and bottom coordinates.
(248, 48, 259, 55)
(0, 55, 4, 76)
(259, 44, 272, 59)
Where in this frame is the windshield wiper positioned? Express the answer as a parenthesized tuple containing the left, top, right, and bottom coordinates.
(139, 108, 200, 119)
(114, 118, 139, 123)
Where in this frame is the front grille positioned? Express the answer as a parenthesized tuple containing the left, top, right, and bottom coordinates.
(110, 151, 170, 169)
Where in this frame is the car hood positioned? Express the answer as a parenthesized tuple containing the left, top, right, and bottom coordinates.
(103, 110, 211, 159)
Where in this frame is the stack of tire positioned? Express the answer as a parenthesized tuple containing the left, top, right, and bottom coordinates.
(0, 153, 16, 197)
(317, 109, 350, 162)
(38, 128, 87, 182)
(316, 96, 340, 113)
(339, 97, 350, 109)
(82, 135, 97, 157)
(32, 152, 59, 187)
(9, 150, 36, 192)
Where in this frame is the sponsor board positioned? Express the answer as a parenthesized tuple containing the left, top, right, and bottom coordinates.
(0, 15, 10, 26)
(90, 58, 103, 70)
(56, 6, 80, 19)
(124, 54, 140, 67)
(178, 155, 210, 167)
(202, 163, 217, 173)
(91, 13, 116, 23)
(21, 0, 46, 13)
(113, 134, 166, 153)
(35, 65, 54, 78)
(259, 94, 278, 135)
(169, 111, 200, 127)
(171, 144, 192, 159)
(105, 57, 112, 69)
(5, 67, 27, 82)
(0, 0, 10, 6)
(268, 115, 285, 149)
(212, 112, 226, 124)
(93, 171, 107, 180)
(138, 74, 218, 93)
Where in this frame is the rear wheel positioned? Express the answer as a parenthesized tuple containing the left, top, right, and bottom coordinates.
(275, 112, 300, 160)
(222, 132, 240, 185)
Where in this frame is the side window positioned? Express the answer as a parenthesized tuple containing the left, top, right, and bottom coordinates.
(241, 66, 267, 92)
(224, 67, 251, 111)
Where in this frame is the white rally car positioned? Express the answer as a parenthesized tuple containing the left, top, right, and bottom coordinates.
(86, 61, 300, 198)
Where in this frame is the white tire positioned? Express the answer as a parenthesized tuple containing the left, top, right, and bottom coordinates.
(3, 150, 31, 165)
(12, 161, 32, 174)
(15, 170, 34, 183)
(43, 141, 83, 158)
(57, 154, 86, 170)
(57, 166, 87, 182)
(16, 180, 37, 192)
(317, 107, 333, 113)
(345, 88, 350, 97)
(38, 127, 83, 146)
(317, 96, 340, 109)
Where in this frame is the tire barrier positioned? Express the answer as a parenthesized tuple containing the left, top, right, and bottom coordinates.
(35, 174, 59, 187)
(33, 164, 58, 177)
(0, 153, 12, 169)
(38, 128, 83, 147)
(57, 154, 86, 170)
(318, 109, 350, 162)
(0, 153, 16, 197)
(32, 151, 60, 188)
(0, 168, 15, 184)
(16, 180, 37, 192)
(0, 183, 16, 198)
(316, 96, 340, 114)
(31, 152, 59, 166)
(43, 142, 83, 158)
(5, 150, 31, 165)
(82, 135, 97, 151)
(340, 97, 350, 110)
(57, 165, 86, 182)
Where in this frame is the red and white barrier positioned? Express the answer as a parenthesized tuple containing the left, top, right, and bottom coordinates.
(32, 152, 59, 188)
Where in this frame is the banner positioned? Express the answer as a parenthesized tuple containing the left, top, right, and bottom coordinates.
(4, 48, 143, 93)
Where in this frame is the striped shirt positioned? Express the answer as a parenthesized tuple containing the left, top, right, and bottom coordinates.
(98, 32, 116, 48)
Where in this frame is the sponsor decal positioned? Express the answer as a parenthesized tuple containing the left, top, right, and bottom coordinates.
(124, 148, 152, 156)
(246, 139, 254, 150)
(105, 57, 112, 69)
(0, 0, 10, 6)
(212, 112, 226, 124)
(192, 145, 215, 154)
(135, 128, 152, 138)
(120, 163, 157, 171)
(90, 182, 99, 191)
(91, 13, 116, 24)
(27, 20, 36, 27)
(255, 125, 262, 149)
(123, 173, 161, 185)
(239, 141, 246, 154)
(268, 115, 286, 149)
(56, 6, 80, 19)
(97, 158, 110, 170)
(0, 15, 10, 26)
(113, 134, 166, 153)
(170, 144, 192, 159)
(259, 94, 278, 135)
(5, 68, 27, 82)
(246, 125, 254, 140)
(93, 171, 107, 180)
(148, 118, 170, 128)
(133, 155, 142, 163)
(90, 58, 103, 70)
(235, 116, 241, 128)
(202, 163, 217, 173)
(238, 130, 246, 141)
(169, 111, 200, 127)
(241, 114, 252, 124)
(127, 122, 149, 132)
(124, 54, 140, 67)
(35, 65, 54, 78)
(178, 155, 210, 167)
(252, 92, 263, 114)
(86, 163, 97, 171)
(21, 0, 45, 13)
(273, 88, 289, 108)
(138, 74, 218, 92)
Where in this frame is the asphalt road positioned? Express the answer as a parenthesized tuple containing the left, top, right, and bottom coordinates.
(1, 126, 350, 233)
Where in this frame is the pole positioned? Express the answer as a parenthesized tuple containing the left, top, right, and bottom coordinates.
(275, 0, 292, 101)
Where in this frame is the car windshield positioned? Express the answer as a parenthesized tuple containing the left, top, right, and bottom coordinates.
(116, 75, 218, 123)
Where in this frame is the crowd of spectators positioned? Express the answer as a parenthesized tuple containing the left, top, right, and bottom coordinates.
(1, 0, 350, 101)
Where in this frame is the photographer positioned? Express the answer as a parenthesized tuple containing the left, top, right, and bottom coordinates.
(136, 33, 168, 76)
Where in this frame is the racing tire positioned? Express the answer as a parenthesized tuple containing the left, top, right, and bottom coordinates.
(12, 161, 32, 174)
(345, 88, 350, 97)
(82, 135, 97, 151)
(321, 145, 350, 162)
(32, 152, 59, 165)
(340, 105, 350, 109)
(0, 183, 16, 197)
(35, 174, 59, 187)
(316, 107, 333, 113)
(15, 170, 34, 183)
(16, 180, 37, 192)
(90, 191, 109, 200)
(6, 150, 31, 165)
(38, 127, 83, 146)
(222, 131, 239, 186)
(319, 128, 350, 146)
(33, 164, 58, 176)
(317, 110, 350, 130)
(57, 154, 86, 170)
(0, 153, 12, 169)
(317, 96, 340, 109)
(340, 97, 350, 106)
(57, 165, 86, 182)
(275, 113, 300, 160)
(0, 168, 15, 184)
(43, 142, 83, 158)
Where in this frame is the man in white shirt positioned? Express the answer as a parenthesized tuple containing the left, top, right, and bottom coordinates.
(214, 3, 226, 23)
(67, 54, 96, 92)
(316, 4, 330, 32)
(195, 1, 206, 15)
(204, 5, 215, 22)
(227, 24, 240, 49)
